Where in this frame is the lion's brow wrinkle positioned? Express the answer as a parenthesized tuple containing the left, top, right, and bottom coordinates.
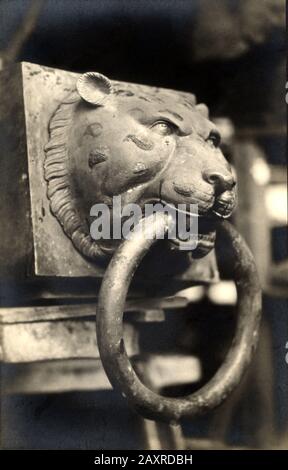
(115, 89, 134, 97)
(158, 109, 184, 121)
(138, 96, 151, 102)
(182, 100, 194, 110)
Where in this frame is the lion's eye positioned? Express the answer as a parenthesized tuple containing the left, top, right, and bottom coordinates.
(150, 121, 174, 136)
(206, 130, 221, 148)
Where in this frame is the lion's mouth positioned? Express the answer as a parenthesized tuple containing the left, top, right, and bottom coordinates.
(168, 212, 217, 257)
(159, 189, 235, 256)
(212, 192, 236, 219)
(97, 192, 235, 258)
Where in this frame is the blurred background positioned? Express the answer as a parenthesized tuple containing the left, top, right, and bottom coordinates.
(0, 0, 287, 449)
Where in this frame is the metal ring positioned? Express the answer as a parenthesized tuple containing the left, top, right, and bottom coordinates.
(96, 213, 262, 423)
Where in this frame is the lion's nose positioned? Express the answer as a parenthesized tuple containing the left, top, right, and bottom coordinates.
(203, 170, 236, 192)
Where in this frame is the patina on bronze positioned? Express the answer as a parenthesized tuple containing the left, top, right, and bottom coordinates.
(97, 214, 261, 422)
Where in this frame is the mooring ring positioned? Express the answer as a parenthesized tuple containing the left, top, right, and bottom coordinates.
(96, 213, 261, 422)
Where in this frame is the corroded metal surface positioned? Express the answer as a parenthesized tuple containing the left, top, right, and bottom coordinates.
(97, 215, 262, 422)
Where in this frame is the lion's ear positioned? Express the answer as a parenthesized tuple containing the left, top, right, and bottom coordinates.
(76, 72, 112, 105)
(196, 103, 209, 119)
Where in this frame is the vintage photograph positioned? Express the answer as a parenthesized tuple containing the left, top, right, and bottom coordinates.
(0, 0, 287, 453)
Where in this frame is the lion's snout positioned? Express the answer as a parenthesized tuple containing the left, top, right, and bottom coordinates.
(173, 167, 236, 218)
(202, 168, 236, 193)
(158, 155, 237, 219)
(173, 168, 235, 198)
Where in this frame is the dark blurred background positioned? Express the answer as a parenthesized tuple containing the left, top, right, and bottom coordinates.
(0, 0, 286, 132)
